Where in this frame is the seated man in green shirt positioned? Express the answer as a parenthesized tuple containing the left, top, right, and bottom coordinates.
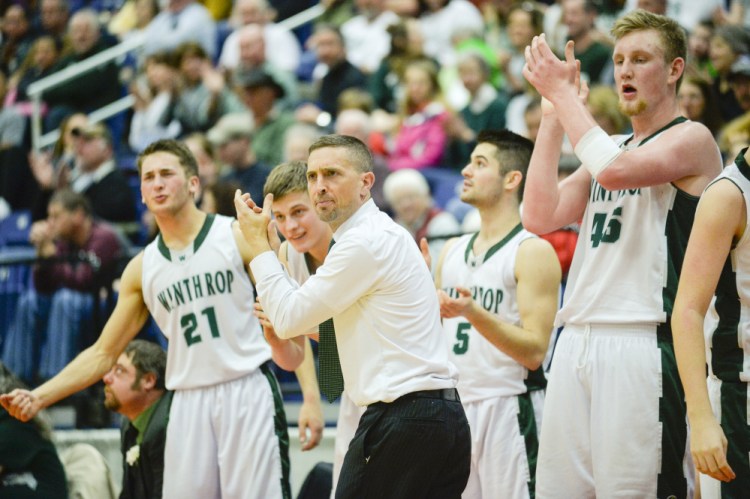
(103, 340, 173, 499)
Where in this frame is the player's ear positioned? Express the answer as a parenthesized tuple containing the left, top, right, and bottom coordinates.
(668, 57, 685, 86)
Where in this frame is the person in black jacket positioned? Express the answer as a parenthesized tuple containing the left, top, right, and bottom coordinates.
(103, 340, 173, 499)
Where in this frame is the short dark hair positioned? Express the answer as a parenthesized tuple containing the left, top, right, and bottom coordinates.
(308, 134, 373, 173)
(476, 129, 534, 201)
(124, 340, 167, 391)
(264, 161, 308, 198)
(49, 189, 92, 216)
(137, 139, 199, 179)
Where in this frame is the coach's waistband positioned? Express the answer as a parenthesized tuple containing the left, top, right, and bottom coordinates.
(402, 388, 460, 402)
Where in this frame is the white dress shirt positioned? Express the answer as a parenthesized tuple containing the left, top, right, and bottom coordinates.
(251, 199, 458, 406)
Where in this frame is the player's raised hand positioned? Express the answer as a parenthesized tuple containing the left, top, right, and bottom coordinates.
(523, 36, 578, 102)
(0, 389, 42, 422)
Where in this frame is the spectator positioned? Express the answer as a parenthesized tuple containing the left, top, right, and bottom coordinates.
(68, 122, 139, 239)
(36, 0, 70, 44)
(686, 20, 715, 80)
(8, 35, 61, 109)
(128, 52, 182, 153)
(1, 190, 124, 382)
(108, 0, 159, 42)
(228, 24, 299, 107)
(218, 0, 302, 74)
(0, 362, 67, 499)
(498, 2, 544, 96)
(0, 71, 26, 150)
(417, 0, 483, 67)
(141, 0, 217, 59)
(207, 112, 271, 206)
(102, 340, 173, 499)
(341, 0, 400, 74)
(282, 122, 323, 162)
(383, 168, 459, 263)
(41, 9, 121, 131)
(172, 42, 245, 134)
(27, 112, 88, 220)
(369, 18, 432, 113)
(233, 69, 296, 167)
(387, 59, 451, 171)
(297, 24, 368, 121)
(0, 5, 35, 77)
(563, 0, 613, 85)
(446, 51, 509, 166)
(710, 25, 750, 122)
(200, 179, 241, 216)
(183, 132, 218, 193)
(718, 56, 750, 160)
(678, 75, 723, 137)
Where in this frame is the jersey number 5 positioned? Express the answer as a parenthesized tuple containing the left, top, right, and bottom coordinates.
(590, 207, 622, 248)
(454, 322, 471, 355)
(182, 306, 221, 346)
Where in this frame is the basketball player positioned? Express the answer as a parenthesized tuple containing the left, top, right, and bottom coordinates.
(259, 161, 365, 498)
(673, 146, 750, 498)
(1, 139, 302, 498)
(435, 130, 560, 498)
(522, 11, 722, 497)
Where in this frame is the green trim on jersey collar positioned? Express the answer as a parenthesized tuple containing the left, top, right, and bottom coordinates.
(157, 213, 216, 261)
(464, 223, 524, 264)
(623, 116, 687, 148)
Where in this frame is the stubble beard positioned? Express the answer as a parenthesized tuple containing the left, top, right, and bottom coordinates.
(619, 98, 647, 117)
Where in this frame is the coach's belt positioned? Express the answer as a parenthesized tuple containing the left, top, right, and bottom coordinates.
(405, 388, 460, 402)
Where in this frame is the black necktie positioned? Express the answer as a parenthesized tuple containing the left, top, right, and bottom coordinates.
(318, 239, 343, 402)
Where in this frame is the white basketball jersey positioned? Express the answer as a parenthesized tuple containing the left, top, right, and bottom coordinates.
(559, 118, 697, 327)
(706, 152, 750, 383)
(142, 214, 271, 390)
(285, 243, 312, 284)
(440, 224, 546, 402)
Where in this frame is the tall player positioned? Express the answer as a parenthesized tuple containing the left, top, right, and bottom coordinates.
(434, 130, 560, 498)
(673, 146, 750, 498)
(522, 11, 722, 497)
(260, 161, 365, 498)
(1, 139, 301, 498)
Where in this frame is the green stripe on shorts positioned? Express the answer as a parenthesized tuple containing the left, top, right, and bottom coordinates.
(656, 328, 688, 498)
(517, 391, 540, 499)
(261, 362, 292, 499)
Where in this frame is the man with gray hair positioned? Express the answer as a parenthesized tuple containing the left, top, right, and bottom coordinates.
(103, 340, 173, 499)
(42, 9, 120, 130)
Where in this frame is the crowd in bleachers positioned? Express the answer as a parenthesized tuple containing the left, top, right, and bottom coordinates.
(0, 0, 748, 405)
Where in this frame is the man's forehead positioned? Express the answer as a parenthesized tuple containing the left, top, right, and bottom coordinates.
(274, 192, 311, 212)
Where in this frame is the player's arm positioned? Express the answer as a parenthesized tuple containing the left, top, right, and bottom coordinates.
(521, 45, 590, 234)
(0, 253, 150, 421)
(522, 110, 591, 235)
(673, 179, 745, 483)
(439, 238, 561, 369)
(294, 339, 324, 451)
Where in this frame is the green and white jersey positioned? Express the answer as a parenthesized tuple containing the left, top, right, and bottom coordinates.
(707, 149, 750, 383)
(440, 224, 546, 402)
(558, 117, 697, 329)
(142, 214, 271, 390)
